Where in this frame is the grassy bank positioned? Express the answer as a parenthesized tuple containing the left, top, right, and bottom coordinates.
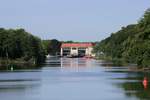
(0, 59, 40, 70)
(95, 56, 129, 66)
(95, 55, 150, 72)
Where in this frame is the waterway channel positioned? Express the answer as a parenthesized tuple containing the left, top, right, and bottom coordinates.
(0, 57, 149, 100)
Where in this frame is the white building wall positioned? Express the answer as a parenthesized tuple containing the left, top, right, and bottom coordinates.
(60, 48, 63, 56)
(61, 46, 95, 57)
(70, 48, 78, 55)
(85, 47, 93, 56)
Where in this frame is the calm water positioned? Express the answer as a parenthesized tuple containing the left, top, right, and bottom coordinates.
(0, 57, 150, 100)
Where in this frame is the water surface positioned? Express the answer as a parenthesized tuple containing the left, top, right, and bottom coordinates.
(0, 57, 150, 100)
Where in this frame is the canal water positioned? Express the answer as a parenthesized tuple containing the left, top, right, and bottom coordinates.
(0, 57, 150, 100)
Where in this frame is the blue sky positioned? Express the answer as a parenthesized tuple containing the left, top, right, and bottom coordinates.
(0, 0, 150, 41)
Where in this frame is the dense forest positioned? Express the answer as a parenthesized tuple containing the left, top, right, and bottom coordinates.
(94, 9, 150, 67)
(0, 28, 45, 68)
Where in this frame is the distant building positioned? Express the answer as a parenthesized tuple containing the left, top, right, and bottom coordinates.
(60, 43, 95, 57)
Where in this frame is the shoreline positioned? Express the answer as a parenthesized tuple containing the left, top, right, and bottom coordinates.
(95, 57, 150, 72)
(0, 59, 39, 70)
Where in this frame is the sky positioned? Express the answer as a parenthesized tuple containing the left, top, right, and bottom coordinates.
(0, 0, 150, 42)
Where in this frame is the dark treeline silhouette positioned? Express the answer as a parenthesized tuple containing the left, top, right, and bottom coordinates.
(94, 8, 150, 68)
(42, 39, 61, 55)
(0, 28, 45, 67)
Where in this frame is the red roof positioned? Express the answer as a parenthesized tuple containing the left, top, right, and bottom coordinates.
(61, 43, 95, 48)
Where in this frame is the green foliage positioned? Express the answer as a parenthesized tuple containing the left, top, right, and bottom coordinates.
(42, 39, 61, 55)
(0, 28, 45, 64)
(94, 9, 150, 68)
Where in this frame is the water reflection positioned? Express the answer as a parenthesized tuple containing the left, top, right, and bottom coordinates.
(104, 65, 150, 100)
(0, 57, 150, 100)
(43, 56, 61, 67)
(61, 58, 93, 68)
(117, 76, 150, 99)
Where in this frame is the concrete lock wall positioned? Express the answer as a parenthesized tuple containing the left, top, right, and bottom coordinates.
(85, 47, 93, 56)
(70, 48, 78, 55)
(61, 47, 94, 57)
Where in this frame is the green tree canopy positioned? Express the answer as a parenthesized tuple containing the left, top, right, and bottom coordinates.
(94, 8, 150, 67)
(0, 28, 45, 64)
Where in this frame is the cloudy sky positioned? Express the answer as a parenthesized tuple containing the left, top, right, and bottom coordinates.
(0, 0, 150, 41)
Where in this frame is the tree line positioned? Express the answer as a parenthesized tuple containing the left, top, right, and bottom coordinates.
(0, 28, 45, 66)
(94, 8, 150, 67)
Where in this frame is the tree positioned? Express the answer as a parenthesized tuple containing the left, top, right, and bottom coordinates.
(42, 39, 61, 55)
(0, 28, 46, 64)
(94, 8, 150, 67)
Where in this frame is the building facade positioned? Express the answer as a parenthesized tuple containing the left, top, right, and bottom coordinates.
(60, 43, 95, 57)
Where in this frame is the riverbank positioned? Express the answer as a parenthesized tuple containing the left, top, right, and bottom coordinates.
(95, 56, 150, 72)
(0, 59, 39, 70)
(95, 56, 128, 66)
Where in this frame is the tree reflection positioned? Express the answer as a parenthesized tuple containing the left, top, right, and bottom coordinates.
(116, 73, 150, 99)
